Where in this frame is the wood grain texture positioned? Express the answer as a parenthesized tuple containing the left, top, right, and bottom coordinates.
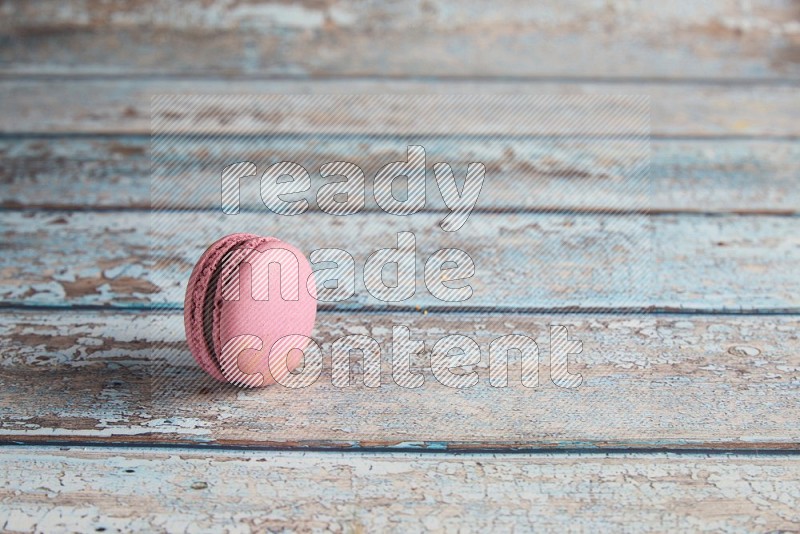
(1, 79, 799, 136)
(2, 446, 800, 532)
(1, 0, 798, 527)
(1, 310, 798, 448)
(2, 211, 797, 310)
(2, 0, 800, 80)
(3, 137, 799, 214)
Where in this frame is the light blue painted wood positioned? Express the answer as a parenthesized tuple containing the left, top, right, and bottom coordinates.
(3, 137, 798, 214)
(1, 211, 797, 310)
(1, 310, 798, 448)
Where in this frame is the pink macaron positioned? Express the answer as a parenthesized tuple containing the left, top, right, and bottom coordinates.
(184, 233, 317, 388)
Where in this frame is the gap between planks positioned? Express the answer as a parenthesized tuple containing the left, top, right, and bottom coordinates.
(3, 303, 800, 316)
(3, 441, 800, 456)
(3, 440, 800, 455)
(3, 73, 800, 86)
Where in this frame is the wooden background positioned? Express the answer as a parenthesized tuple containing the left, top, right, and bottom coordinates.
(1, 0, 799, 531)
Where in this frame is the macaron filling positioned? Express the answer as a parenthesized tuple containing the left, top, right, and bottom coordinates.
(184, 233, 317, 387)
(185, 233, 260, 381)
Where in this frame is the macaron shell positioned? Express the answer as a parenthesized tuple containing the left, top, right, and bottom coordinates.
(212, 237, 317, 388)
(183, 233, 272, 383)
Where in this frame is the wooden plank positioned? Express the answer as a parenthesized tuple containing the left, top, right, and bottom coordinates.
(1, 79, 799, 136)
(1, 446, 799, 532)
(2, 0, 800, 80)
(1, 310, 798, 448)
(1, 211, 797, 310)
(2, 137, 799, 214)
